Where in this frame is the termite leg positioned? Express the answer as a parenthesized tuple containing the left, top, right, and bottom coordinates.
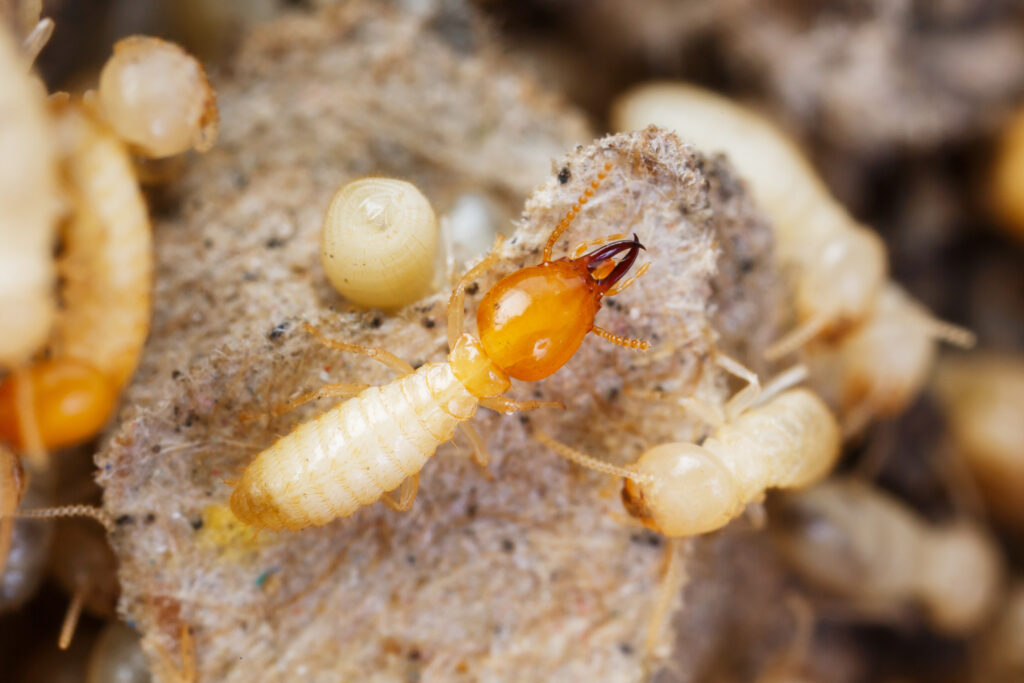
(254, 382, 370, 420)
(764, 313, 830, 361)
(480, 396, 564, 415)
(643, 538, 689, 678)
(382, 474, 419, 512)
(58, 584, 86, 649)
(715, 353, 762, 421)
(447, 235, 505, 348)
(590, 325, 650, 352)
(604, 261, 650, 297)
(303, 323, 414, 375)
(13, 366, 47, 471)
(543, 161, 613, 262)
(571, 233, 628, 259)
(459, 423, 491, 470)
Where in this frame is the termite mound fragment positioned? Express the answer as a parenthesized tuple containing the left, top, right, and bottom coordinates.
(96, 4, 784, 681)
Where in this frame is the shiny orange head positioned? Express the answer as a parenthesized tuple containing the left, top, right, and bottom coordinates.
(477, 235, 645, 381)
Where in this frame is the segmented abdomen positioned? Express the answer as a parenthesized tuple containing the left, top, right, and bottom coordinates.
(230, 362, 478, 530)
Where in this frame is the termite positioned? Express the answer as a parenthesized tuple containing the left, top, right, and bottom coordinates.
(612, 83, 887, 358)
(537, 363, 840, 537)
(815, 282, 976, 437)
(230, 161, 651, 530)
(770, 478, 1003, 636)
(0, 17, 60, 369)
(933, 352, 1024, 534)
(0, 100, 153, 454)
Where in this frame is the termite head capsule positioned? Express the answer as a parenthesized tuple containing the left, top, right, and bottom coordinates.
(621, 443, 742, 537)
(477, 235, 645, 381)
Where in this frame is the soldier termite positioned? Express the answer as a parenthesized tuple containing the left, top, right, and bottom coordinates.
(230, 161, 651, 530)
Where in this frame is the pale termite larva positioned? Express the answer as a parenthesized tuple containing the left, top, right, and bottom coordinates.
(98, 35, 218, 158)
(0, 20, 59, 367)
(538, 364, 840, 537)
(49, 99, 154, 391)
(771, 478, 1003, 635)
(0, 100, 153, 452)
(933, 352, 1024, 534)
(232, 163, 651, 530)
(321, 177, 441, 311)
(611, 83, 887, 358)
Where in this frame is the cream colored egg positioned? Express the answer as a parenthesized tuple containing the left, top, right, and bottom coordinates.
(98, 35, 218, 158)
(321, 178, 440, 310)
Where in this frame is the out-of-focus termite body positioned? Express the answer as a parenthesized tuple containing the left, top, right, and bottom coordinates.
(770, 478, 1003, 636)
(0, 100, 153, 454)
(612, 83, 887, 358)
(0, 18, 59, 369)
(230, 162, 651, 530)
(538, 364, 840, 537)
(933, 352, 1024, 534)
(816, 283, 975, 436)
(612, 83, 975, 431)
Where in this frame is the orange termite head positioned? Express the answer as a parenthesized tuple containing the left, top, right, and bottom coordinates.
(476, 235, 645, 382)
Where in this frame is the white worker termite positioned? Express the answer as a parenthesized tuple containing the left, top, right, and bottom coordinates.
(537, 362, 840, 537)
(770, 478, 1003, 636)
(612, 82, 887, 359)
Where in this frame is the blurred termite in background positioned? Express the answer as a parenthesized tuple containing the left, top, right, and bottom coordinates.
(933, 352, 1024, 535)
(613, 83, 974, 435)
(769, 478, 1003, 636)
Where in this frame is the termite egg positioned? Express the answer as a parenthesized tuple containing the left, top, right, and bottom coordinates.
(97, 35, 218, 158)
(321, 177, 441, 310)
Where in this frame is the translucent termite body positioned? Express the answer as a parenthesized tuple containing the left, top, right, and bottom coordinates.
(230, 163, 650, 530)
(539, 366, 840, 537)
(771, 478, 1003, 635)
(612, 83, 887, 357)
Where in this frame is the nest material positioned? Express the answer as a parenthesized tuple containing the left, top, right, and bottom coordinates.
(96, 3, 788, 680)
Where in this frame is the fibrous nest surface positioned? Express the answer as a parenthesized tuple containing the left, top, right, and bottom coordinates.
(96, 3, 787, 680)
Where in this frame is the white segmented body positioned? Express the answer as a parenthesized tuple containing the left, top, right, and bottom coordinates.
(50, 102, 153, 390)
(705, 388, 840, 500)
(623, 388, 840, 537)
(0, 24, 59, 367)
(231, 362, 478, 530)
(612, 83, 886, 331)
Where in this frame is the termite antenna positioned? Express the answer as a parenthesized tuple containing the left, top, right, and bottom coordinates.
(7, 504, 115, 533)
(535, 431, 651, 485)
(543, 161, 613, 262)
(915, 314, 976, 349)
